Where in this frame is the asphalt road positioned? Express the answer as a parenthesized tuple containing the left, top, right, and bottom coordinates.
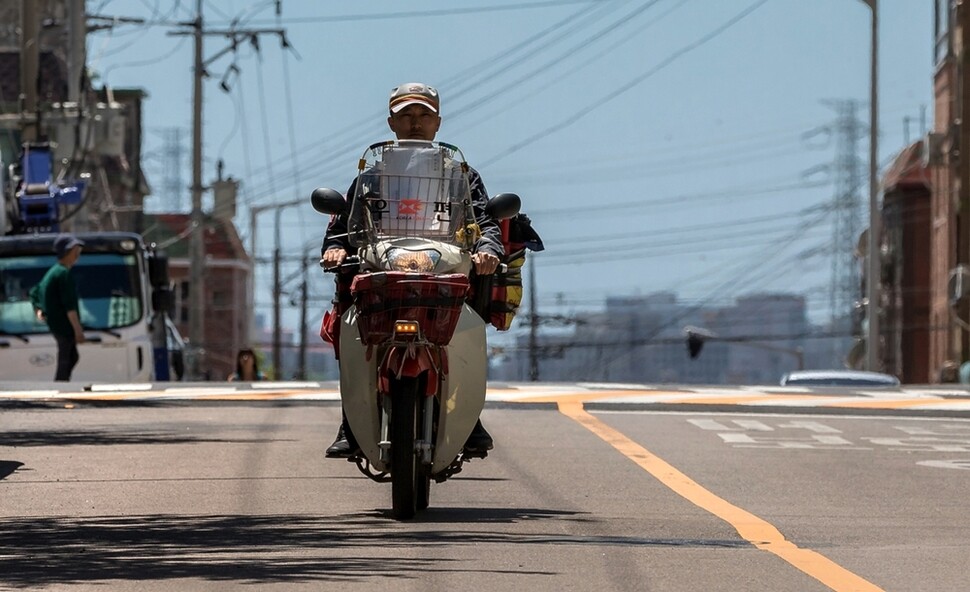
(2, 388, 970, 591)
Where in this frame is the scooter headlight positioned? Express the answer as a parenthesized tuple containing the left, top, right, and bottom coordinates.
(385, 248, 441, 272)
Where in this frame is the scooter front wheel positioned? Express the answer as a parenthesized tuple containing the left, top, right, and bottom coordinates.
(416, 400, 432, 511)
(390, 376, 423, 519)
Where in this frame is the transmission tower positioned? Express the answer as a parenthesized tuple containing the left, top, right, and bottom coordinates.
(160, 127, 185, 211)
(827, 100, 866, 334)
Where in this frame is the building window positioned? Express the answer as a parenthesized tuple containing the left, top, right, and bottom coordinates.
(212, 289, 229, 308)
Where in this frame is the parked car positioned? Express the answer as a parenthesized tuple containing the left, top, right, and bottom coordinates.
(780, 370, 900, 387)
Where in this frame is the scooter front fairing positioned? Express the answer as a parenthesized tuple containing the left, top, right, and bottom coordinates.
(338, 301, 487, 475)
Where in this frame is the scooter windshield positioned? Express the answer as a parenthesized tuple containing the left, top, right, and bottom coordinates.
(347, 141, 475, 247)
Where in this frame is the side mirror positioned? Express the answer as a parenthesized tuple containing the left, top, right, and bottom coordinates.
(147, 250, 169, 288)
(310, 188, 347, 216)
(485, 192, 521, 221)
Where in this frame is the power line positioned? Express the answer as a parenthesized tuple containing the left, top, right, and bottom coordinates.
(479, 0, 773, 167)
(218, 0, 611, 25)
(238, 0, 622, 201)
(529, 179, 828, 220)
(468, 0, 693, 129)
(448, 0, 667, 122)
(537, 203, 835, 349)
(553, 203, 830, 251)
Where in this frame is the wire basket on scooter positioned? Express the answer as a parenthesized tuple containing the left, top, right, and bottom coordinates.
(347, 141, 476, 249)
(351, 272, 470, 346)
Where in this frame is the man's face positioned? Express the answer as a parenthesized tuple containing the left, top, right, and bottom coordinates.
(64, 246, 82, 267)
(387, 104, 441, 141)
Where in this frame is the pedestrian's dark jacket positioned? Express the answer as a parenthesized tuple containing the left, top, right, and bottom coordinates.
(29, 263, 79, 337)
(321, 166, 503, 258)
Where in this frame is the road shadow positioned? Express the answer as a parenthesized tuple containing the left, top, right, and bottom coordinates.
(0, 460, 23, 480)
(0, 511, 748, 588)
(0, 430, 289, 447)
(402, 506, 591, 524)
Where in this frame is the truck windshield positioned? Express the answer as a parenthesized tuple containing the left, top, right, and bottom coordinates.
(0, 253, 144, 335)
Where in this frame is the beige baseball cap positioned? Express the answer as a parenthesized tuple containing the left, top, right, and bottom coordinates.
(389, 82, 440, 114)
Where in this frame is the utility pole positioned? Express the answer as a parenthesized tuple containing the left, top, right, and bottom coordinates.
(528, 261, 538, 381)
(298, 253, 308, 380)
(249, 200, 303, 271)
(958, 0, 970, 364)
(268, 203, 303, 378)
(20, 0, 39, 143)
(862, 0, 880, 372)
(169, 6, 285, 379)
(188, 0, 205, 379)
(249, 199, 298, 373)
(273, 208, 282, 377)
(67, 0, 85, 103)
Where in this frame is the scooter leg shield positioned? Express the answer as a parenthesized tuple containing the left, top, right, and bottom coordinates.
(338, 306, 385, 472)
(338, 304, 488, 475)
(433, 304, 488, 474)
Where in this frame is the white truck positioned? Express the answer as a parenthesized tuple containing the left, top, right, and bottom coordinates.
(0, 143, 182, 382)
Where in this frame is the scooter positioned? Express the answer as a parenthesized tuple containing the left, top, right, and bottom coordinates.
(311, 140, 520, 519)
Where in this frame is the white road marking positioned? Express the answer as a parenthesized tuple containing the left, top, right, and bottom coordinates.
(87, 383, 153, 391)
(863, 437, 970, 452)
(733, 419, 774, 431)
(777, 420, 843, 434)
(916, 459, 970, 470)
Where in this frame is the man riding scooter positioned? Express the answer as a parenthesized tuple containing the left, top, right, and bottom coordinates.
(320, 82, 504, 458)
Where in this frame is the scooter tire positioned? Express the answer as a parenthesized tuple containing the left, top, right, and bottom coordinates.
(390, 377, 421, 519)
(416, 457, 431, 511)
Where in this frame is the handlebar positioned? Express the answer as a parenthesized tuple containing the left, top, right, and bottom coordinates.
(320, 255, 361, 274)
(320, 257, 507, 276)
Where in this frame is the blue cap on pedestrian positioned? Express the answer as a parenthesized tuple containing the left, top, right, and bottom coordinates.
(54, 234, 85, 258)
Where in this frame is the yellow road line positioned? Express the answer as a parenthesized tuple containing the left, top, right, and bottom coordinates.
(510, 390, 690, 404)
(179, 390, 325, 400)
(54, 389, 336, 402)
(558, 400, 884, 592)
(515, 391, 844, 406)
(672, 394, 823, 405)
(514, 389, 970, 412)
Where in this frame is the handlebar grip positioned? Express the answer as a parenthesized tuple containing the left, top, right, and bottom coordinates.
(321, 256, 360, 274)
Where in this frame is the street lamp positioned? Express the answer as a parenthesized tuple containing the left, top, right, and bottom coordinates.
(249, 199, 303, 377)
(860, 0, 880, 372)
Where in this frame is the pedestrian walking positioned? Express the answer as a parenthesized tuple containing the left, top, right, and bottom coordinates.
(29, 234, 86, 381)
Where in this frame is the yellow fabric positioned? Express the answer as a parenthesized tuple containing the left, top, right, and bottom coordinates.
(455, 223, 482, 246)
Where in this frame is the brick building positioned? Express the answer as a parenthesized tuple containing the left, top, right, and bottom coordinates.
(881, 141, 933, 383)
(876, 1, 969, 383)
(142, 214, 252, 381)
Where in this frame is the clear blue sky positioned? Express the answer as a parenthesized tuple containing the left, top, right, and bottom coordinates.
(90, 0, 934, 339)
